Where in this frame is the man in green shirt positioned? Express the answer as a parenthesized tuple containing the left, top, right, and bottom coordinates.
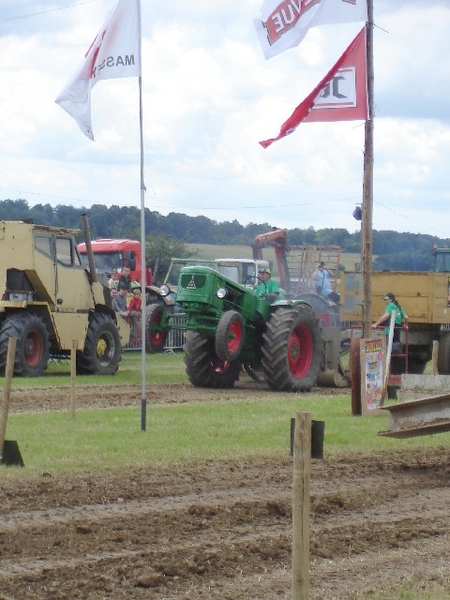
(256, 267, 280, 303)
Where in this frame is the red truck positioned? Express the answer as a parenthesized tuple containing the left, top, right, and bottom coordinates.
(77, 238, 152, 286)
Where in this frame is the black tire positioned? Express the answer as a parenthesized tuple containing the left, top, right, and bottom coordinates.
(184, 331, 241, 389)
(145, 304, 168, 354)
(215, 311, 245, 361)
(77, 312, 122, 375)
(437, 332, 450, 374)
(0, 313, 50, 377)
(261, 304, 323, 392)
(294, 292, 339, 315)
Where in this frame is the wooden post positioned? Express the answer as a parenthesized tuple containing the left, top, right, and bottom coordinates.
(432, 340, 439, 375)
(70, 338, 77, 417)
(292, 412, 311, 600)
(0, 337, 17, 457)
(350, 338, 362, 415)
(361, 2, 374, 338)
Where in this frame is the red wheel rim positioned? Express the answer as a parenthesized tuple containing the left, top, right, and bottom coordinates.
(212, 357, 230, 374)
(24, 330, 43, 367)
(226, 319, 243, 355)
(151, 331, 164, 346)
(150, 312, 165, 347)
(287, 323, 313, 379)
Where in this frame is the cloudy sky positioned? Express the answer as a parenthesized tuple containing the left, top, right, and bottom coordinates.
(1, 0, 449, 237)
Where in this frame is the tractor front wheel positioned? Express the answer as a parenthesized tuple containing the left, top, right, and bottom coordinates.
(215, 311, 245, 361)
(184, 331, 241, 389)
(0, 313, 50, 377)
(77, 312, 122, 375)
(145, 304, 168, 354)
(262, 305, 322, 392)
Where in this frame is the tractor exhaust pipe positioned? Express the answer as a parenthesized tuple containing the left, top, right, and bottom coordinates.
(81, 213, 97, 283)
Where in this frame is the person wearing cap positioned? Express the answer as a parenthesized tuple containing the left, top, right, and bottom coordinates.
(256, 267, 280, 303)
(373, 292, 408, 343)
(312, 261, 340, 303)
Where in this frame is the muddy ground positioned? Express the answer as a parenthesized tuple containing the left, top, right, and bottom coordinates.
(1, 381, 450, 599)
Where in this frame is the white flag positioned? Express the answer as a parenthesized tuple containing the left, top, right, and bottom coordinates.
(254, 0, 367, 60)
(55, 0, 141, 140)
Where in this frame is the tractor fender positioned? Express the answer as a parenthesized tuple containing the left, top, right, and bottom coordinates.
(291, 293, 339, 313)
(145, 285, 176, 307)
(291, 293, 339, 327)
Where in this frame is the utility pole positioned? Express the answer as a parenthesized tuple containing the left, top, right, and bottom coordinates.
(361, 0, 374, 338)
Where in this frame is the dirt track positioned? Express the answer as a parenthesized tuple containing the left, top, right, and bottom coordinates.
(1, 383, 450, 599)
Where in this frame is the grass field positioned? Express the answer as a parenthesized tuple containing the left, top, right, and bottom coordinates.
(4, 352, 448, 477)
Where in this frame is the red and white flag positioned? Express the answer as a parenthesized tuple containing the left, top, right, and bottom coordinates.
(254, 0, 367, 60)
(55, 0, 141, 140)
(259, 27, 367, 149)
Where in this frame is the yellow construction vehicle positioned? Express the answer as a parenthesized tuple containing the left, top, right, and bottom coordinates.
(0, 216, 129, 377)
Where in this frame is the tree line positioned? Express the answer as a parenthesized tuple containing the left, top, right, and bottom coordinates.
(1, 198, 448, 273)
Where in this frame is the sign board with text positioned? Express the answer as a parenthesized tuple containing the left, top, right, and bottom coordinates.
(360, 337, 385, 416)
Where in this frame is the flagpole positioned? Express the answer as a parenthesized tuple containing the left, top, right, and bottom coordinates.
(361, 0, 374, 338)
(136, 0, 147, 432)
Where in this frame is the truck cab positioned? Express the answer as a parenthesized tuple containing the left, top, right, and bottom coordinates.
(77, 238, 152, 286)
(215, 258, 271, 288)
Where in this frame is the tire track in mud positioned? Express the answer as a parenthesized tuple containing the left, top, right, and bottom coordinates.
(1, 450, 450, 599)
(3, 381, 450, 600)
(7, 380, 343, 413)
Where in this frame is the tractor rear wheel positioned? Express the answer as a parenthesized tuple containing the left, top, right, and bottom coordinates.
(184, 331, 241, 389)
(261, 304, 322, 392)
(77, 312, 122, 375)
(0, 313, 50, 377)
(215, 311, 245, 361)
(145, 304, 168, 353)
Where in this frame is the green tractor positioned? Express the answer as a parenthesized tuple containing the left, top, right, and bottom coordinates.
(146, 265, 324, 391)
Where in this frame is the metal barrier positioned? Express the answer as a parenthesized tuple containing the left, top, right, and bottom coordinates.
(123, 312, 187, 352)
(164, 313, 187, 353)
(124, 313, 142, 350)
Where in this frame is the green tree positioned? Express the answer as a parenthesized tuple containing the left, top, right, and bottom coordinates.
(29, 203, 55, 225)
(0, 198, 30, 220)
(54, 204, 85, 230)
(145, 234, 194, 285)
(214, 219, 243, 244)
(317, 228, 351, 247)
(287, 227, 319, 245)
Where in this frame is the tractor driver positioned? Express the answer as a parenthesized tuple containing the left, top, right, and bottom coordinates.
(256, 267, 280, 304)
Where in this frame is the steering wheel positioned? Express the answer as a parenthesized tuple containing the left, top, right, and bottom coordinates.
(243, 274, 258, 287)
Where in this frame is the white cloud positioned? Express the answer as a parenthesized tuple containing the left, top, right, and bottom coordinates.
(0, 0, 449, 236)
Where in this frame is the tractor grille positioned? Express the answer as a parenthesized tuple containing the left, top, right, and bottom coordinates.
(179, 273, 207, 291)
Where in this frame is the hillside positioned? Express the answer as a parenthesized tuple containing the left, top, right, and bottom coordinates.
(0, 199, 446, 272)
